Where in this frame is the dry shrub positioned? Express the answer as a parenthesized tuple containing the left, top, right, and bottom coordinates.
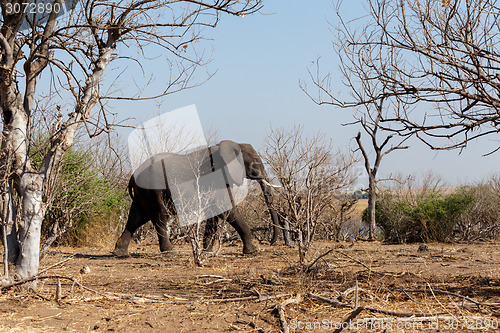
(238, 184, 275, 242)
(454, 177, 500, 241)
(263, 126, 358, 265)
(72, 210, 128, 248)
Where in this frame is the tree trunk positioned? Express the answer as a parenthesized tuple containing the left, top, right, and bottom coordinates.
(1, 185, 18, 264)
(367, 175, 376, 240)
(0, 38, 116, 288)
(12, 173, 45, 288)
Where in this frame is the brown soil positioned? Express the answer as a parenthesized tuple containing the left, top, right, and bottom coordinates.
(0, 238, 499, 332)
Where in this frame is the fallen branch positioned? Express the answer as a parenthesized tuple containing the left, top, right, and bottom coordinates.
(307, 292, 353, 308)
(0, 255, 74, 290)
(38, 255, 75, 276)
(359, 315, 489, 326)
(333, 307, 364, 333)
(204, 292, 292, 303)
(306, 293, 443, 317)
(276, 294, 302, 333)
(307, 248, 402, 277)
(273, 252, 294, 268)
(307, 248, 334, 272)
(335, 251, 372, 272)
(399, 288, 500, 308)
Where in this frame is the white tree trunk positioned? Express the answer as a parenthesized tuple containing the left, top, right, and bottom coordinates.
(0, 39, 115, 289)
(13, 173, 45, 287)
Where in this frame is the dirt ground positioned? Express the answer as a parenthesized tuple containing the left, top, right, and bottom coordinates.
(0, 238, 499, 332)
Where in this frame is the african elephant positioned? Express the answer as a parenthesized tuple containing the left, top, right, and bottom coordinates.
(113, 140, 289, 257)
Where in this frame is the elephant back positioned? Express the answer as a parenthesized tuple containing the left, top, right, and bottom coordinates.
(133, 152, 197, 190)
(133, 144, 246, 190)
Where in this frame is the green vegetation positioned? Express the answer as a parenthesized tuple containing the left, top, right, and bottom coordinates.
(364, 184, 500, 243)
(36, 145, 129, 251)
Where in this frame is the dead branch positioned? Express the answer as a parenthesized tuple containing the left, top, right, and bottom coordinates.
(305, 0, 500, 153)
(37, 255, 75, 276)
(307, 248, 334, 272)
(358, 315, 490, 326)
(0, 256, 74, 289)
(204, 292, 292, 303)
(273, 252, 294, 268)
(399, 288, 500, 308)
(335, 250, 372, 272)
(333, 307, 364, 333)
(306, 293, 444, 317)
(307, 292, 353, 308)
(275, 294, 302, 333)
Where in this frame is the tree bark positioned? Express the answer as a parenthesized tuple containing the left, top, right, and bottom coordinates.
(0, 38, 116, 288)
(14, 173, 45, 288)
(367, 174, 376, 240)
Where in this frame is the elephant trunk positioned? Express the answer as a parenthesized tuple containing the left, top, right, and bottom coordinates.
(257, 179, 292, 246)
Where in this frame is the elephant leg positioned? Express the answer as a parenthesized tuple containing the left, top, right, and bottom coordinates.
(226, 209, 257, 254)
(113, 201, 149, 257)
(203, 216, 219, 252)
(152, 215, 173, 253)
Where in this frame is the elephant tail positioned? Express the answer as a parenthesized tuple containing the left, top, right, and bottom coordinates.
(128, 176, 135, 199)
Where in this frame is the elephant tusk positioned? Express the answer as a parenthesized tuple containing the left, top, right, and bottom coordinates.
(261, 179, 281, 188)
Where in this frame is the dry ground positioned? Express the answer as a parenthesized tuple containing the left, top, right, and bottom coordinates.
(0, 237, 499, 332)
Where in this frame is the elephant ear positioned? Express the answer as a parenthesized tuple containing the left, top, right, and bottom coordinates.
(216, 140, 246, 187)
(238, 143, 265, 179)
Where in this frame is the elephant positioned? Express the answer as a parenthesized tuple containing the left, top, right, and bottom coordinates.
(113, 140, 290, 257)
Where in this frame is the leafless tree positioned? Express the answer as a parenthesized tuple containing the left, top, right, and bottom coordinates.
(0, 0, 261, 288)
(354, 108, 409, 240)
(303, 61, 409, 240)
(263, 126, 357, 266)
(309, 0, 500, 153)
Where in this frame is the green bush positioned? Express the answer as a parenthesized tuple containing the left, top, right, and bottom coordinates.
(364, 191, 474, 243)
(40, 146, 129, 249)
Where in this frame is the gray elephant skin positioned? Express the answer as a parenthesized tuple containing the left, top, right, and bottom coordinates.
(113, 140, 284, 257)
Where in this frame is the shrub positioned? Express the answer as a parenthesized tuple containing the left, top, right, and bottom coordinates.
(366, 191, 474, 243)
(263, 126, 358, 265)
(40, 146, 129, 251)
(454, 183, 500, 241)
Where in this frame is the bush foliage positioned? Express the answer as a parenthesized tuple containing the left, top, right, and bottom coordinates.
(39, 146, 129, 249)
(365, 182, 500, 243)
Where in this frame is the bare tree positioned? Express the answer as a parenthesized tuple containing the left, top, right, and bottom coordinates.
(263, 126, 357, 266)
(303, 64, 409, 240)
(0, 0, 261, 287)
(354, 107, 409, 240)
(311, 0, 500, 153)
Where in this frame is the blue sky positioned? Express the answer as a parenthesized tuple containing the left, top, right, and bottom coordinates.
(112, 0, 500, 187)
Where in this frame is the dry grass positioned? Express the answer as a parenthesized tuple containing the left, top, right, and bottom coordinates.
(353, 199, 368, 216)
(0, 237, 499, 332)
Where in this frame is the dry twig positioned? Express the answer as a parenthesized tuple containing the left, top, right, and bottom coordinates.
(306, 293, 444, 317)
(275, 294, 302, 333)
(333, 307, 364, 333)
